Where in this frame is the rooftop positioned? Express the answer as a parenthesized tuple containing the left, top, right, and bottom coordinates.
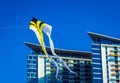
(24, 42, 91, 58)
(88, 31, 120, 43)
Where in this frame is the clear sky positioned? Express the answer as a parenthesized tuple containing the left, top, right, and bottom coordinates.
(0, 0, 120, 82)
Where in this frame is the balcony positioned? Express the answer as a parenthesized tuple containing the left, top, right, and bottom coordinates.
(109, 53, 120, 57)
(108, 58, 120, 62)
(111, 64, 120, 67)
(110, 78, 120, 81)
(111, 68, 120, 71)
(111, 72, 118, 76)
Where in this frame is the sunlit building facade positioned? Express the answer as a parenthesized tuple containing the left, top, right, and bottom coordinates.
(25, 42, 92, 83)
(88, 32, 120, 83)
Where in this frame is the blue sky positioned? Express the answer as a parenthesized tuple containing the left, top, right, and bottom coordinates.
(0, 0, 120, 82)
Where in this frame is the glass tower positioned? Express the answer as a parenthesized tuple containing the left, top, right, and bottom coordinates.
(25, 42, 92, 83)
(88, 32, 120, 83)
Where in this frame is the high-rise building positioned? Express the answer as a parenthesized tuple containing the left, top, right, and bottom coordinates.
(88, 32, 120, 83)
(25, 42, 92, 83)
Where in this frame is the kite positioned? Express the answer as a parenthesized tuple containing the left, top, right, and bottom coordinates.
(29, 17, 77, 80)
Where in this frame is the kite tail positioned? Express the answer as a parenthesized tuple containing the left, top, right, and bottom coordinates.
(48, 34, 78, 76)
(48, 34, 58, 57)
(43, 28, 77, 77)
(60, 59, 78, 76)
(50, 59, 61, 80)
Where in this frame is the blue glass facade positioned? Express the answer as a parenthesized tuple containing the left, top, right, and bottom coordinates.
(25, 42, 92, 83)
(88, 32, 120, 83)
(92, 43, 103, 83)
(27, 54, 38, 83)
